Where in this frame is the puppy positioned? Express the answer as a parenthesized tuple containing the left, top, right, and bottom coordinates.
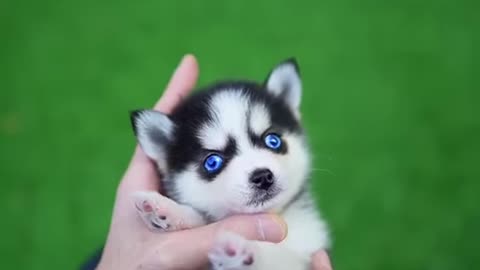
(130, 58, 330, 269)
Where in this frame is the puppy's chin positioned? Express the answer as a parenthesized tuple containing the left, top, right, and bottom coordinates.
(229, 189, 285, 215)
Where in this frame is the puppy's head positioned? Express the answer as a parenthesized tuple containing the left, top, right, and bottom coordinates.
(131, 59, 310, 220)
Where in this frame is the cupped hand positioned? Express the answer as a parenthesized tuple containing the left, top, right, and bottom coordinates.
(96, 54, 332, 270)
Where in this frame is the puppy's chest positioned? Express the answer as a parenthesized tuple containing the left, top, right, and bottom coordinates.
(278, 206, 330, 256)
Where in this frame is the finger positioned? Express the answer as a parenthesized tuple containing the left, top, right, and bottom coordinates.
(117, 145, 161, 194)
(311, 250, 333, 270)
(154, 54, 199, 113)
(153, 214, 288, 269)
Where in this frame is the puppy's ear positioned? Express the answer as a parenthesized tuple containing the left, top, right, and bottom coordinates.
(264, 58, 302, 113)
(130, 109, 174, 172)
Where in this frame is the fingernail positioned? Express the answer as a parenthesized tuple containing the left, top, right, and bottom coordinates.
(256, 214, 288, 242)
(173, 55, 188, 71)
(179, 54, 194, 66)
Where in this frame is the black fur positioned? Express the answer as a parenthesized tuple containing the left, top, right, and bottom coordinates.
(129, 110, 142, 136)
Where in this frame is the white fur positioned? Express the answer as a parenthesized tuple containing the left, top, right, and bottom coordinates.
(198, 90, 249, 150)
(232, 204, 330, 270)
(271, 133, 311, 212)
(249, 103, 271, 136)
(209, 231, 255, 270)
(265, 62, 302, 112)
(133, 110, 173, 172)
(280, 195, 330, 254)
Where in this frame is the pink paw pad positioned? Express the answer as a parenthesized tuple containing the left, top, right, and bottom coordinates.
(209, 232, 255, 270)
(134, 192, 177, 232)
(142, 201, 153, 212)
(225, 245, 237, 256)
(243, 255, 254, 266)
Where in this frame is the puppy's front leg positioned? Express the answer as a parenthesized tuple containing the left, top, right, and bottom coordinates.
(209, 232, 308, 270)
(209, 232, 255, 270)
(252, 241, 310, 270)
(133, 191, 206, 232)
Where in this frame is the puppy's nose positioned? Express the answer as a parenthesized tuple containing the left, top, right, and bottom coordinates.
(249, 168, 274, 190)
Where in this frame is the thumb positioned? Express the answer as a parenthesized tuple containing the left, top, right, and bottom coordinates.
(205, 214, 288, 243)
(154, 214, 287, 269)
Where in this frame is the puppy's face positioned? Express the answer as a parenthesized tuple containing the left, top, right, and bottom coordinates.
(132, 59, 310, 220)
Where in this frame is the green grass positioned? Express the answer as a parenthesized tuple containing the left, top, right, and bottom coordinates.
(1, 0, 479, 269)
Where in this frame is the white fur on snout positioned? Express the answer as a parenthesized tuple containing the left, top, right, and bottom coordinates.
(223, 148, 284, 211)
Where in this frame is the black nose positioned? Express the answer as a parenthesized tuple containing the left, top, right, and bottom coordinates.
(249, 169, 274, 190)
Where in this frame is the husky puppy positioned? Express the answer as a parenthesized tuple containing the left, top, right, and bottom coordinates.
(130, 58, 330, 269)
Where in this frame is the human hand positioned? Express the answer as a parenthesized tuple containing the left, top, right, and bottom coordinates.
(96, 55, 291, 270)
(311, 250, 333, 270)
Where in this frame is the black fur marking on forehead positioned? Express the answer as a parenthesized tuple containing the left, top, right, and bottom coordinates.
(164, 80, 302, 180)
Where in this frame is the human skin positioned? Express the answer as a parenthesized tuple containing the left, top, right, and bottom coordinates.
(96, 54, 332, 270)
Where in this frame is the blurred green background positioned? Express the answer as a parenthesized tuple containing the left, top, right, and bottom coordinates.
(1, 0, 479, 269)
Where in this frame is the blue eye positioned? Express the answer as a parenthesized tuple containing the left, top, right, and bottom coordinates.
(204, 154, 224, 173)
(264, 133, 282, 150)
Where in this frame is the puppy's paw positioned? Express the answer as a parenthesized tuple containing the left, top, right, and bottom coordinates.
(209, 232, 255, 270)
(133, 191, 185, 232)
